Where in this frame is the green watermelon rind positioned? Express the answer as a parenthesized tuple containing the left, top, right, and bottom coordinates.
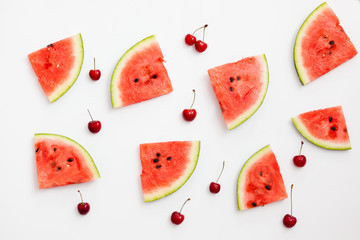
(143, 141, 200, 202)
(236, 145, 272, 211)
(294, 2, 329, 85)
(34, 133, 100, 180)
(48, 34, 84, 103)
(292, 116, 351, 150)
(227, 54, 269, 130)
(110, 35, 157, 108)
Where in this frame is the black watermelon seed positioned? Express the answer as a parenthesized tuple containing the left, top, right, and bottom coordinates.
(329, 40, 335, 45)
(36, 148, 39, 152)
(236, 76, 240, 80)
(230, 77, 234, 82)
(265, 185, 271, 190)
(152, 74, 158, 79)
(156, 153, 161, 157)
(153, 158, 159, 163)
(259, 171, 263, 176)
(229, 87, 234, 92)
(329, 117, 333, 122)
(53, 148, 57, 151)
(134, 78, 139, 83)
(57, 167, 61, 171)
(331, 126, 337, 131)
(67, 158, 73, 162)
(155, 165, 161, 169)
(252, 202, 257, 207)
(47, 43, 54, 47)
(167, 157, 172, 161)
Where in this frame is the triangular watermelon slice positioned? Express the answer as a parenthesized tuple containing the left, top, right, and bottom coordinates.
(28, 34, 84, 102)
(140, 141, 200, 202)
(34, 133, 100, 189)
(208, 55, 269, 130)
(294, 2, 357, 85)
(111, 35, 173, 108)
(237, 145, 287, 211)
(292, 106, 351, 150)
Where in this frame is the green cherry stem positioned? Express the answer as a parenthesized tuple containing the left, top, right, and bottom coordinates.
(216, 161, 225, 183)
(87, 109, 94, 122)
(290, 184, 294, 216)
(189, 90, 196, 110)
(93, 58, 96, 70)
(299, 141, 304, 155)
(202, 24, 208, 41)
(179, 198, 191, 213)
(78, 190, 84, 205)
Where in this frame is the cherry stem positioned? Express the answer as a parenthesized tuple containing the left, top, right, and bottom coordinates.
(215, 161, 225, 183)
(179, 198, 191, 213)
(299, 141, 304, 155)
(93, 58, 96, 70)
(192, 24, 208, 37)
(202, 24, 208, 41)
(189, 90, 196, 109)
(87, 109, 94, 122)
(290, 184, 294, 216)
(78, 190, 84, 205)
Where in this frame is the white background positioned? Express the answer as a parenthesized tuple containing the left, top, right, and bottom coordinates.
(0, 0, 359, 239)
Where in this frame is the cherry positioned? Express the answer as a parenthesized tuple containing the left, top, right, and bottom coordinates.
(89, 58, 101, 81)
(283, 184, 297, 228)
(77, 190, 90, 215)
(209, 161, 225, 194)
(171, 198, 191, 225)
(195, 40, 207, 52)
(293, 141, 306, 167)
(87, 109, 101, 133)
(185, 34, 196, 46)
(182, 90, 197, 121)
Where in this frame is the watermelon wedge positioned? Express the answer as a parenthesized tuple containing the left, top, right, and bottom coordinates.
(28, 34, 84, 102)
(140, 141, 200, 202)
(294, 2, 357, 85)
(292, 106, 351, 150)
(34, 133, 100, 189)
(208, 55, 269, 130)
(111, 35, 173, 108)
(237, 145, 287, 211)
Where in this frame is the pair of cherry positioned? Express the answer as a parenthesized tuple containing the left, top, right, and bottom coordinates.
(185, 24, 208, 52)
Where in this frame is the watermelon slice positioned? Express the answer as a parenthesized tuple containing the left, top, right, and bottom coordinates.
(140, 141, 200, 202)
(34, 133, 100, 189)
(111, 35, 173, 108)
(237, 145, 287, 211)
(28, 34, 84, 102)
(292, 106, 351, 150)
(208, 55, 269, 130)
(294, 2, 357, 85)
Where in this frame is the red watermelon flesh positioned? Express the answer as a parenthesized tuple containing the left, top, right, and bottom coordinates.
(294, 3, 357, 85)
(140, 141, 200, 202)
(111, 35, 173, 108)
(237, 145, 287, 210)
(292, 106, 351, 150)
(35, 134, 100, 189)
(28, 34, 84, 102)
(208, 55, 269, 130)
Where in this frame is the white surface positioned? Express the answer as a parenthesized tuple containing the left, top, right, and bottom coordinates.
(0, 0, 360, 239)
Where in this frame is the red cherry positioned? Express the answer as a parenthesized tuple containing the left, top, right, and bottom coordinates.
(209, 161, 225, 194)
(283, 214, 297, 228)
(77, 190, 90, 215)
(185, 34, 196, 45)
(182, 90, 197, 121)
(87, 109, 101, 133)
(283, 184, 297, 228)
(195, 40, 207, 52)
(89, 58, 101, 81)
(171, 198, 190, 225)
(293, 141, 306, 167)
